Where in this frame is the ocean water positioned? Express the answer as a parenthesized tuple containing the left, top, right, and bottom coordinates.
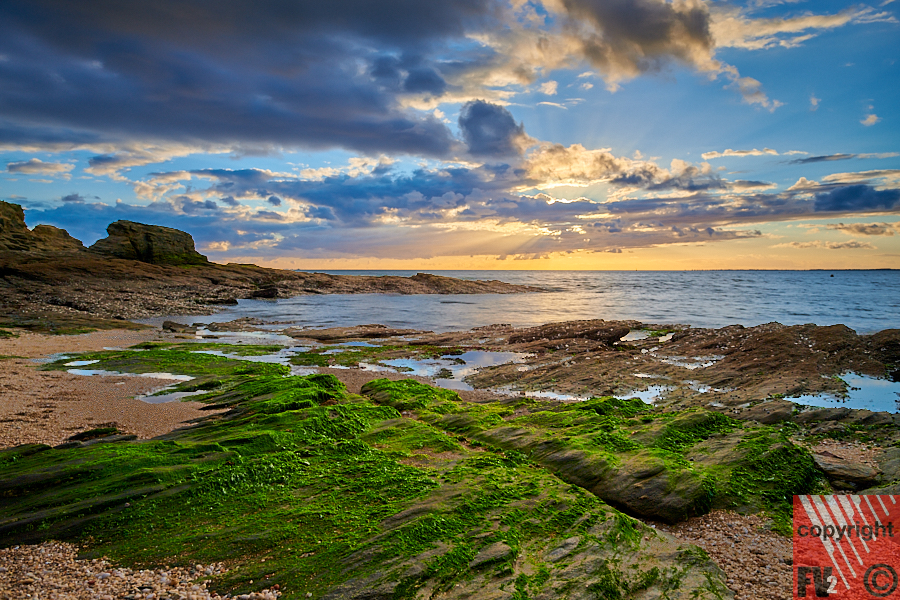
(153, 270, 900, 334)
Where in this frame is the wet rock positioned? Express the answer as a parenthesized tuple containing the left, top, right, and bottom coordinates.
(89, 220, 209, 265)
(793, 407, 852, 424)
(813, 452, 880, 485)
(162, 320, 196, 334)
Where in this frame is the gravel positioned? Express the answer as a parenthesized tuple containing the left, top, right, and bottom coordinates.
(0, 542, 281, 600)
(649, 510, 792, 600)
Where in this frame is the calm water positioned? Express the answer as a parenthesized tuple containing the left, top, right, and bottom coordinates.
(150, 270, 900, 334)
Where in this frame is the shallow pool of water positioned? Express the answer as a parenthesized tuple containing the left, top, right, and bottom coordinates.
(616, 385, 674, 405)
(790, 373, 900, 413)
(66, 369, 194, 382)
(64, 360, 99, 367)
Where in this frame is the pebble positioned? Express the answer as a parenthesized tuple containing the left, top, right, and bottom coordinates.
(648, 510, 791, 600)
(0, 541, 282, 600)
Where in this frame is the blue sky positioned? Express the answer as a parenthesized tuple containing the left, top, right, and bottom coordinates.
(1, 0, 898, 269)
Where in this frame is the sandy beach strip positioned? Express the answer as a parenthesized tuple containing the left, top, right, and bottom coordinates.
(0, 328, 224, 449)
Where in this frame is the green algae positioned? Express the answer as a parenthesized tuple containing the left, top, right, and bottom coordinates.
(3, 347, 730, 598)
(360, 378, 820, 527)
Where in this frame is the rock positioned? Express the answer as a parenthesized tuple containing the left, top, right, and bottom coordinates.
(468, 542, 513, 569)
(809, 422, 847, 436)
(162, 320, 196, 334)
(0, 201, 83, 253)
(813, 453, 880, 485)
(877, 447, 900, 483)
(30, 224, 85, 252)
(793, 407, 852, 424)
(738, 400, 794, 424)
(89, 220, 208, 265)
(859, 411, 894, 427)
(546, 537, 580, 562)
(286, 324, 425, 341)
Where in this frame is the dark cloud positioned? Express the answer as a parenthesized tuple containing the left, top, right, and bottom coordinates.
(559, 0, 713, 74)
(790, 153, 855, 164)
(458, 100, 527, 157)
(0, 0, 496, 156)
(219, 195, 240, 207)
(267, 195, 282, 206)
(814, 185, 900, 212)
(60, 193, 85, 203)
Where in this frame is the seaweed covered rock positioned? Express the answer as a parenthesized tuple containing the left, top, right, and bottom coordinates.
(0, 347, 731, 599)
(89, 220, 208, 265)
(361, 379, 821, 527)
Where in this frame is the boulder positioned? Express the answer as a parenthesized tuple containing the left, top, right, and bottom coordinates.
(877, 447, 900, 483)
(89, 220, 208, 265)
(813, 452, 880, 486)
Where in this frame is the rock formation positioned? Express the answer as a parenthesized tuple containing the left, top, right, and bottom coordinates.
(0, 202, 83, 253)
(89, 220, 208, 265)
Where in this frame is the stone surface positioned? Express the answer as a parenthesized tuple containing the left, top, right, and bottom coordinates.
(738, 400, 794, 424)
(468, 542, 513, 569)
(89, 220, 209, 265)
(813, 452, 880, 485)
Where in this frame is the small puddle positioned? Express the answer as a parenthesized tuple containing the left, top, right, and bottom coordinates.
(789, 373, 900, 413)
(137, 389, 209, 404)
(64, 360, 100, 367)
(616, 385, 674, 405)
(190, 347, 310, 364)
(66, 369, 194, 382)
(620, 330, 651, 342)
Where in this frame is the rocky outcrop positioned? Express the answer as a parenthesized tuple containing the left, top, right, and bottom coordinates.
(89, 220, 208, 265)
(0, 202, 83, 253)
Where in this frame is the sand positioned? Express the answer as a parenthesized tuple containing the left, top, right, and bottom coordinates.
(0, 328, 224, 449)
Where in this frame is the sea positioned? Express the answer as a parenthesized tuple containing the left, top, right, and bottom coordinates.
(154, 270, 900, 334)
(130, 269, 900, 411)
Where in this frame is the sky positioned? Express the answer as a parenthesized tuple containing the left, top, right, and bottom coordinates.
(1, 0, 898, 270)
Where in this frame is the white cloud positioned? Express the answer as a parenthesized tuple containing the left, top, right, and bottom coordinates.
(810, 95, 820, 111)
(861, 114, 881, 126)
(701, 148, 779, 160)
(539, 80, 558, 95)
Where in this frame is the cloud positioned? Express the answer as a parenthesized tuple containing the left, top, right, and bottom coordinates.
(6, 158, 74, 178)
(810, 95, 820, 111)
(539, 81, 558, 95)
(710, 5, 892, 50)
(60, 193, 86, 203)
(775, 240, 876, 250)
(861, 114, 881, 126)
(458, 100, 530, 157)
(826, 222, 900, 236)
(814, 185, 900, 212)
(702, 148, 778, 160)
(790, 153, 856, 164)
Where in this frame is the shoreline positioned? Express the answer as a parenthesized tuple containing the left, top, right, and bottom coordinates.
(1, 318, 898, 600)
